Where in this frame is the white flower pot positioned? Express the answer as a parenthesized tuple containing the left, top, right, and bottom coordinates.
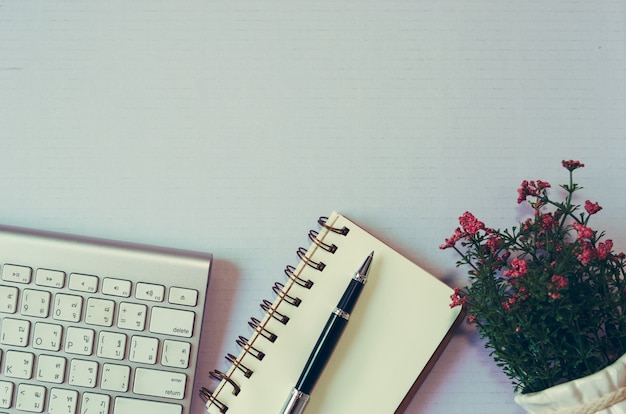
(514, 353, 626, 413)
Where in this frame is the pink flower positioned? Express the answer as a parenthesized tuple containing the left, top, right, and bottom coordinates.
(485, 234, 502, 252)
(585, 200, 602, 215)
(522, 218, 534, 231)
(439, 227, 465, 250)
(449, 287, 466, 308)
(597, 240, 613, 260)
(503, 294, 524, 311)
(517, 286, 530, 300)
(548, 275, 568, 300)
(517, 180, 551, 204)
(504, 257, 528, 278)
(573, 222, 594, 240)
(540, 213, 556, 230)
(562, 160, 585, 171)
(458, 212, 485, 235)
(578, 241, 596, 265)
(551, 275, 568, 289)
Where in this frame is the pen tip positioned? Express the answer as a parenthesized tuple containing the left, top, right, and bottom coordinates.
(356, 252, 374, 281)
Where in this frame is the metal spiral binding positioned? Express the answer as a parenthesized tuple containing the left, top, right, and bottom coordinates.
(199, 216, 351, 413)
(199, 388, 228, 413)
(235, 336, 265, 360)
(226, 353, 253, 378)
(308, 229, 337, 253)
(248, 317, 278, 342)
(284, 265, 314, 289)
(296, 246, 326, 270)
(260, 299, 290, 324)
(209, 370, 241, 396)
(272, 282, 302, 307)
(318, 216, 350, 235)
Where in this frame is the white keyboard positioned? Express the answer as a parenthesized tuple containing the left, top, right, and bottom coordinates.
(0, 225, 212, 414)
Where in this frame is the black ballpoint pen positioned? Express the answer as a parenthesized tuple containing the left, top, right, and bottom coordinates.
(280, 251, 374, 414)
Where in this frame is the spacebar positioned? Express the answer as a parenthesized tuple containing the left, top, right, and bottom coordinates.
(114, 397, 182, 414)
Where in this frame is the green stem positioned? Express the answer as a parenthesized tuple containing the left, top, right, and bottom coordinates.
(454, 246, 480, 272)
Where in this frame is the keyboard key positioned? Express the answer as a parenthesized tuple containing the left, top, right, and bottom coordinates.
(4, 350, 34, 379)
(133, 368, 186, 400)
(2, 264, 32, 284)
(48, 388, 78, 414)
(33, 322, 62, 351)
(97, 331, 127, 360)
(117, 302, 147, 331)
(82, 392, 110, 413)
(0, 285, 18, 313)
(168, 287, 198, 306)
(102, 278, 132, 297)
(65, 327, 94, 356)
(101, 363, 130, 392)
(129, 336, 158, 364)
(0, 380, 13, 409)
(53, 294, 83, 322)
(68, 359, 98, 388)
(36, 354, 66, 383)
(149, 307, 195, 338)
(35, 269, 65, 288)
(16, 383, 45, 412)
(162, 339, 191, 369)
(85, 298, 115, 327)
(136, 282, 165, 302)
(113, 397, 182, 414)
(68, 273, 98, 293)
(21, 289, 51, 318)
(0, 317, 30, 346)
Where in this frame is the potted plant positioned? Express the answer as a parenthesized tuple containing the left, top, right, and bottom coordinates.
(440, 160, 626, 413)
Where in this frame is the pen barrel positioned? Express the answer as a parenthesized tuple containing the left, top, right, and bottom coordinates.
(336, 278, 366, 315)
(295, 312, 348, 395)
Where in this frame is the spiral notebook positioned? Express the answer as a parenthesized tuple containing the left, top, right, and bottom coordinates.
(201, 212, 464, 413)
